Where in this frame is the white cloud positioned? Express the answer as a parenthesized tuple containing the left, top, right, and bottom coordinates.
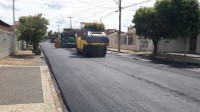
(44, 1, 65, 10)
(15, 1, 22, 10)
(0, 1, 13, 10)
(0, 1, 22, 10)
(0, 0, 156, 32)
(55, 18, 67, 25)
(0, 10, 5, 19)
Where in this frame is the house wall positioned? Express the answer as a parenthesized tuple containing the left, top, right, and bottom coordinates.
(196, 35, 200, 54)
(158, 38, 190, 53)
(108, 32, 138, 51)
(108, 32, 118, 48)
(108, 30, 153, 51)
(0, 29, 14, 59)
(135, 37, 154, 51)
(18, 40, 26, 50)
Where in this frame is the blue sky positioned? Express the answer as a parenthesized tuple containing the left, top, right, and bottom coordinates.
(0, 0, 155, 32)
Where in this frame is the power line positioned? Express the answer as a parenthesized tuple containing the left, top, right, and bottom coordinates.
(122, 0, 153, 9)
(21, 0, 116, 9)
(76, 0, 117, 9)
(48, 8, 113, 21)
(92, 10, 118, 21)
(47, 1, 117, 21)
(91, 0, 153, 22)
(113, 0, 118, 5)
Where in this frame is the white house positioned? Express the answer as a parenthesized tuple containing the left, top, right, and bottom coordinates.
(158, 35, 200, 54)
(106, 27, 153, 52)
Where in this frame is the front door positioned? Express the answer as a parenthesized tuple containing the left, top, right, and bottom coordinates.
(190, 37, 197, 52)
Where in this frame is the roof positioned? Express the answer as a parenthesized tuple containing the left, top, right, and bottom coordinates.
(80, 22, 104, 26)
(0, 20, 10, 27)
(105, 29, 125, 35)
(104, 29, 117, 35)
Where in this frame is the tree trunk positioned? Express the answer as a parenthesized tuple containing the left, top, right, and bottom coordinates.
(153, 39, 158, 55)
(184, 38, 187, 57)
(33, 42, 38, 51)
(33, 37, 41, 55)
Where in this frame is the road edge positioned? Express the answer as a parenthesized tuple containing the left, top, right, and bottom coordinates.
(40, 45, 71, 112)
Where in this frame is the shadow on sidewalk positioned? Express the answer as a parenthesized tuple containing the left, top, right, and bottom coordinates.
(12, 54, 35, 59)
(11, 49, 35, 59)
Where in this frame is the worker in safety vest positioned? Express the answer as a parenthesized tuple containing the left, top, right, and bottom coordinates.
(54, 38, 60, 48)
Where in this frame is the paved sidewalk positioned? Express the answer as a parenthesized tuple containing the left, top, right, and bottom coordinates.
(108, 48, 200, 66)
(0, 50, 67, 112)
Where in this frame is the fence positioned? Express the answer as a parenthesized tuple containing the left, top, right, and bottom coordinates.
(0, 29, 14, 59)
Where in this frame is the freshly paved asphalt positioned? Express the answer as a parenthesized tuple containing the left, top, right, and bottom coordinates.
(41, 42, 200, 112)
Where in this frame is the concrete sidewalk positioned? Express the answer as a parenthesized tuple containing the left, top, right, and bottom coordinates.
(108, 48, 200, 66)
(0, 50, 67, 112)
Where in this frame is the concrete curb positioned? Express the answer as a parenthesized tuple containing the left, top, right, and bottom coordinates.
(42, 66, 65, 112)
(108, 49, 200, 66)
(154, 55, 200, 66)
(40, 46, 70, 112)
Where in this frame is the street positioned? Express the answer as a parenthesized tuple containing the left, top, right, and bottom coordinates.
(41, 42, 200, 112)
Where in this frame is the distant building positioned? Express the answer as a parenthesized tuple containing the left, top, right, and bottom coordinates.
(0, 20, 12, 31)
(106, 26, 153, 52)
(0, 20, 15, 59)
(104, 29, 116, 35)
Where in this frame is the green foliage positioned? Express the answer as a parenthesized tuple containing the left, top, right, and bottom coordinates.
(47, 30, 53, 38)
(156, 0, 200, 38)
(133, 7, 161, 54)
(170, 0, 200, 38)
(155, 0, 175, 39)
(18, 14, 49, 55)
(133, 0, 200, 55)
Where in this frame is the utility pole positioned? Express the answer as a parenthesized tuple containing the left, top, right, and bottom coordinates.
(57, 25, 60, 32)
(67, 17, 73, 29)
(12, 0, 16, 54)
(57, 25, 60, 38)
(118, 0, 122, 52)
(13, 0, 15, 28)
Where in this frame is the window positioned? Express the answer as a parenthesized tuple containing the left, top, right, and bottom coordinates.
(128, 36, 133, 45)
(141, 41, 149, 48)
(120, 35, 134, 45)
(121, 35, 127, 45)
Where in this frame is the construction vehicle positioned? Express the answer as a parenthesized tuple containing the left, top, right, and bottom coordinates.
(60, 28, 76, 48)
(76, 22, 109, 57)
(54, 28, 76, 48)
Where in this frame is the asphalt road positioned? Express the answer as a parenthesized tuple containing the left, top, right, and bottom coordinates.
(41, 42, 200, 112)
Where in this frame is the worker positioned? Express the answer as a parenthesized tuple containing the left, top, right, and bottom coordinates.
(54, 38, 60, 48)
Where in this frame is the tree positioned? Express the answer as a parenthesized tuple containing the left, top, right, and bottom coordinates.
(133, 7, 162, 55)
(18, 14, 49, 55)
(155, 0, 175, 40)
(47, 30, 53, 38)
(170, 0, 200, 56)
(133, 0, 200, 55)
